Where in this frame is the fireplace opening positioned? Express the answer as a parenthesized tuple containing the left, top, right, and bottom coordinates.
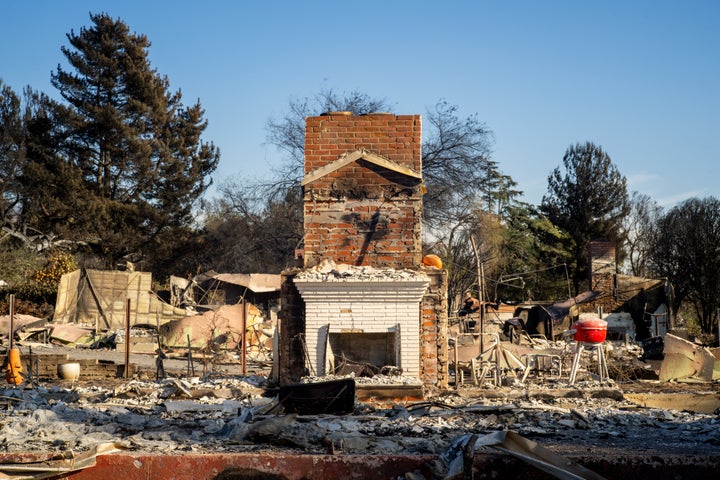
(327, 330, 400, 377)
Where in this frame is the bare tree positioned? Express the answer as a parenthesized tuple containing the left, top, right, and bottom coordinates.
(200, 179, 302, 274)
(264, 88, 392, 199)
(649, 197, 720, 335)
(623, 192, 663, 277)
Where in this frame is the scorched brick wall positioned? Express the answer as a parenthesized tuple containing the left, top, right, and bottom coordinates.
(302, 113, 423, 269)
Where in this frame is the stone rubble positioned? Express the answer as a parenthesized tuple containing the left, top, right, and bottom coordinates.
(295, 259, 428, 282)
(1, 371, 718, 461)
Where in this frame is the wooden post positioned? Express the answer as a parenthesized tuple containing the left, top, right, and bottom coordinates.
(187, 334, 195, 377)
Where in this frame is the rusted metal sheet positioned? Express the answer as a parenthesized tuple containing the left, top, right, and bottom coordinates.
(54, 269, 188, 330)
(277, 378, 356, 414)
(356, 384, 424, 404)
(624, 392, 720, 414)
(660, 333, 716, 381)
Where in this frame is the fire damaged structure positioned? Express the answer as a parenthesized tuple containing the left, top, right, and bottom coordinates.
(508, 241, 672, 344)
(4, 114, 719, 480)
(277, 112, 449, 390)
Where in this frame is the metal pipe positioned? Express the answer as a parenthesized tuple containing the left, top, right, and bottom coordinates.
(241, 299, 247, 376)
(124, 298, 131, 378)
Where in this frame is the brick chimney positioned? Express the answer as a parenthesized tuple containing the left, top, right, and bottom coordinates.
(589, 241, 616, 292)
(277, 112, 449, 390)
(300, 112, 423, 269)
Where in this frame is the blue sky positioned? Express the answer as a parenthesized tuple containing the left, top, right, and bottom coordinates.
(2, 1, 718, 207)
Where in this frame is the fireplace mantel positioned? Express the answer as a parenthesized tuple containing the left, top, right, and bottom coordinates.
(294, 274, 429, 377)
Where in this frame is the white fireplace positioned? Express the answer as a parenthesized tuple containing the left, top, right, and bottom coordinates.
(293, 267, 430, 378)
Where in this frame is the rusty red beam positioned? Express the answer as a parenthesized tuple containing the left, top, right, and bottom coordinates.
(56, 452, 437, 480)
(3, 451, 720, 479)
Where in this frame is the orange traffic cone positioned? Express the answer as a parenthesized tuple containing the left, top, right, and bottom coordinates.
(5, 348, 23, 385)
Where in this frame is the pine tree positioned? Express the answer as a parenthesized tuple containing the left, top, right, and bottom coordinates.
(0, 81, 24, 228)
(34, 13, 219, 268)
(540, 142, 629, 294)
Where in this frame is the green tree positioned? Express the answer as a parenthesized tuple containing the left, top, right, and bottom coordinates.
(649, 197, 720, 335)
(497, 204, 574, 302)
(23, 13, 219, 270)
(0, 81, 24, 231)
(540, 142, 629, 294)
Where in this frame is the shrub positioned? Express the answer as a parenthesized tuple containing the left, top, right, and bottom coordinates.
(1, 250, 77, 317)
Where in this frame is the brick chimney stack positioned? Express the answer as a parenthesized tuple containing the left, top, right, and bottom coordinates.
(301, 112, 423, 269)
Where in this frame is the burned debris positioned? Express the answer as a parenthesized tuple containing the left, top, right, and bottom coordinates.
(1, 112, 719, 479)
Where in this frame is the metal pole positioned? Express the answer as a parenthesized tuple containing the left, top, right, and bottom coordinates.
(241, 299, 247, 376)
(124, 298, 131, 378)
(9, 294, 14, 350)
(454, 339, 459, 388)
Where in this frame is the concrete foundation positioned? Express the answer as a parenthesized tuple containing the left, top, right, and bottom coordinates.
(4, 451, 718, 479)
(0, 352, 136, 379)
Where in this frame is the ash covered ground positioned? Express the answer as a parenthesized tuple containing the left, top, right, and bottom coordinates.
(1, 344, 719, 466)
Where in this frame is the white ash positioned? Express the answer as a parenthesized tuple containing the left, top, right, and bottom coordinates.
(295, 260, 429, 282)
(300, 373, 423, 386)
(0, 369, 718, 459)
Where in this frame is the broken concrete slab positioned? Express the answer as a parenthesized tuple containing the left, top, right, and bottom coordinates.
(659, 333, 716, 382)
(163, 399, 245, 413)
(0, 442, 125, 479)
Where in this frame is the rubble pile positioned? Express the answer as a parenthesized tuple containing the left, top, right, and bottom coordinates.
(295, 260, 428, 282)
(0, 373, 718, 459)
